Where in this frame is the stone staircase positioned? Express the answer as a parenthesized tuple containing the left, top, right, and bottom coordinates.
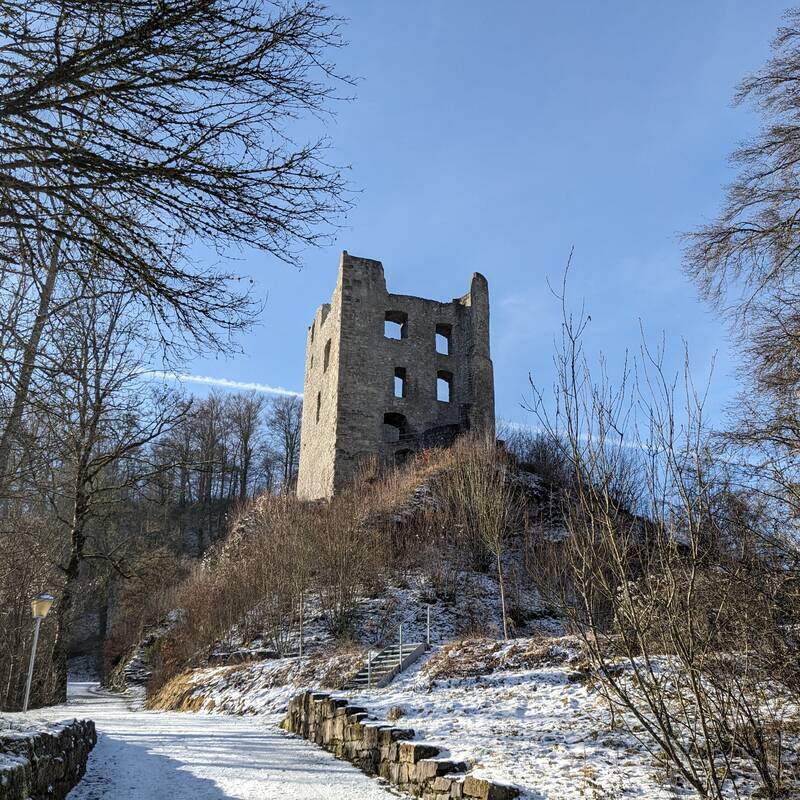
(346, 641, 427, 689)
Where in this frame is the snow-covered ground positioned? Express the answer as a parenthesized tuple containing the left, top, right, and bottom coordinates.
(24, 681, 394, 799)
(351, 644, 675, 800)
(148, 638, 690, 799)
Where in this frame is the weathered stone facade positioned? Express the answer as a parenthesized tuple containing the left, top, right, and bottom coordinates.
(0, 719, 96, 800)
(297, 251, 495, 500)
(281, 690, 518, 800)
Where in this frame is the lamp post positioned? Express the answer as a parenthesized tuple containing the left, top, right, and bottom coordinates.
(22, 592, 54, 713)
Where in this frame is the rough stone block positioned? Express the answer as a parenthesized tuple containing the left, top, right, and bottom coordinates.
(362, 725, 381, 747)
(388, 727, 415, 742)
(0, 720, 96, 800)
(462, 776, 519, 800)
(399, 741, 440, 764)
(417, 760, 464, 782)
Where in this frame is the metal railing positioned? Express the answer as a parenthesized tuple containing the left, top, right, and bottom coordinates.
(359, 603, 434, 688)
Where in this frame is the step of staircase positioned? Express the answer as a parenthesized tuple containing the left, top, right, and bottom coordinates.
(346, 642, 426, 690)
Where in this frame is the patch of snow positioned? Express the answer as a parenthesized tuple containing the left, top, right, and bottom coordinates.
(349, 653, 675, 799)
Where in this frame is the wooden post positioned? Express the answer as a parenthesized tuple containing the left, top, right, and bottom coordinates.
(298, 591, 304, 658)
(427, 604, 431, 648)
(399, 624, 403, 667)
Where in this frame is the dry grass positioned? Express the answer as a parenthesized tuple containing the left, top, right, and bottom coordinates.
(145, 445, 469, 689)
(146, 668, 228, 712)
(146, 648, 364, 713)
(422, 634, 583, 681)
(354, 446, 460, 518)
(137, 436, 541, 699)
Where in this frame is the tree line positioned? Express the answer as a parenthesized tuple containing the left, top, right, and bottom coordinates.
(0, 381, 302, 709)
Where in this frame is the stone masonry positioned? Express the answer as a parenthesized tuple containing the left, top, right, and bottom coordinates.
(0, 719, 96, 800)
(281, 690, 518, 800)
(297, 251, 495, 500)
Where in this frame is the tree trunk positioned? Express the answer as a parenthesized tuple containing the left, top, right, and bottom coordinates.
(240, 448, 250, 501)
(496, 550, 508, 640)
(0, 235, 62, 486)
(51, 489, 88, 703)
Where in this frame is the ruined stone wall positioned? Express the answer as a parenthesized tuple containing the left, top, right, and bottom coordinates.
(281, 690, 517, 800)
(297, 289, 342, 500)
(297, 251, 495, 500)
(0, 719, 96, 800)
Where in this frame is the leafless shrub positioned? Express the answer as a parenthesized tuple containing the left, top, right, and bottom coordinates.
(0, 512, 61, 709)
(527, 260, 799, 798)
(148, 468, 395, 687)
(436, 435, 523, 639)
(503, 426, 572, 491)
(310, 477, 390, 637)
(104, 548, 192, 677)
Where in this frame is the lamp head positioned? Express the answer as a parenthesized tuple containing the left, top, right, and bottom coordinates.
(31, 593, 54, 619)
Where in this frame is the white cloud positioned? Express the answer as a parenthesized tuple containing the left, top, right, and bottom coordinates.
(148, 371, 303, 398)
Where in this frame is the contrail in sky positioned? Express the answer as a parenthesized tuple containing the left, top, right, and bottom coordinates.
(149, 370, 303, 398)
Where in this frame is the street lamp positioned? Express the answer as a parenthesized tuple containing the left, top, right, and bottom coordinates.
(22, 592, 54, 713)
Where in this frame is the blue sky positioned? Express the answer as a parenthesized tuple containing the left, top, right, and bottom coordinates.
(178, 1, 788, 430)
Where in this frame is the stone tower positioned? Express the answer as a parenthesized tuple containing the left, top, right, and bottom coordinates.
(296, 251, 495, 500)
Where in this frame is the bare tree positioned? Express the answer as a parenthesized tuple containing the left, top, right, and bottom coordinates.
(228, 392, 268, 502)
(42, 283, 186, 701)
(684, 9, 800, 523)
(266, 394, 302, 491)
(438, 435, 521, 640)
(0, 1, 350, 482)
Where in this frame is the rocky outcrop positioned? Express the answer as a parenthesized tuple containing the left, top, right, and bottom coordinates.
(0, 719, 96, 800)
(281, 690, 518, 800)
(107, 613, 177, 691)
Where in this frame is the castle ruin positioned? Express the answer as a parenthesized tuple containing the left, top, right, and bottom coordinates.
(296, 252, 495, 500)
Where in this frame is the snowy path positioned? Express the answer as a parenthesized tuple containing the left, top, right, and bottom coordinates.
(36, 682, 392, 799)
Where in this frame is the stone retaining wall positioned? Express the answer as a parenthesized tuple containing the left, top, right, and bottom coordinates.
(0, 719, 96, 800)
(281, 690, 517, 800)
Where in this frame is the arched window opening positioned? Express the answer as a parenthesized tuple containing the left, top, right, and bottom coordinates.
(383, 412, 409, 443)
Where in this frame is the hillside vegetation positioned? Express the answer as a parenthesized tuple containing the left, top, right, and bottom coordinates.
(128, 435, 560, 693)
